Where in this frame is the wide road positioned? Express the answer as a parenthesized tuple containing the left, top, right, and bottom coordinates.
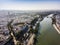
(36, 15, 60, 45)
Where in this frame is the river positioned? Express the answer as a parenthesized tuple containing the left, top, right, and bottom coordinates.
(36, 15, 60, 45)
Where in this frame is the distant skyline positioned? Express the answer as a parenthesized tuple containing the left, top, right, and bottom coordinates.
(0, 0, 60, 10)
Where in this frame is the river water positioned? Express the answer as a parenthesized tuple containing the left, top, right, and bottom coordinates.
(36, 15, 60, 45)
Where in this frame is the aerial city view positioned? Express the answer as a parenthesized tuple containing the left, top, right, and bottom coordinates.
(0, 0, 60, 45)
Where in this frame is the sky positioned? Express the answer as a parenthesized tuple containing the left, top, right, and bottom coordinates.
(0, 0, 60, 10)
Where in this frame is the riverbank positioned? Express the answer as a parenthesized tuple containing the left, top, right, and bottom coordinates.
(52, 15, 60, 34)
(36, 15, 60, 45)
(53, 24, 60, 34)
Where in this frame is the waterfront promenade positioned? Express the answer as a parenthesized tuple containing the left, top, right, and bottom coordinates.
(52, 15, 60, 34)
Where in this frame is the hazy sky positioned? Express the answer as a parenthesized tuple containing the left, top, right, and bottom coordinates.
(0, 0, 60, 10)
